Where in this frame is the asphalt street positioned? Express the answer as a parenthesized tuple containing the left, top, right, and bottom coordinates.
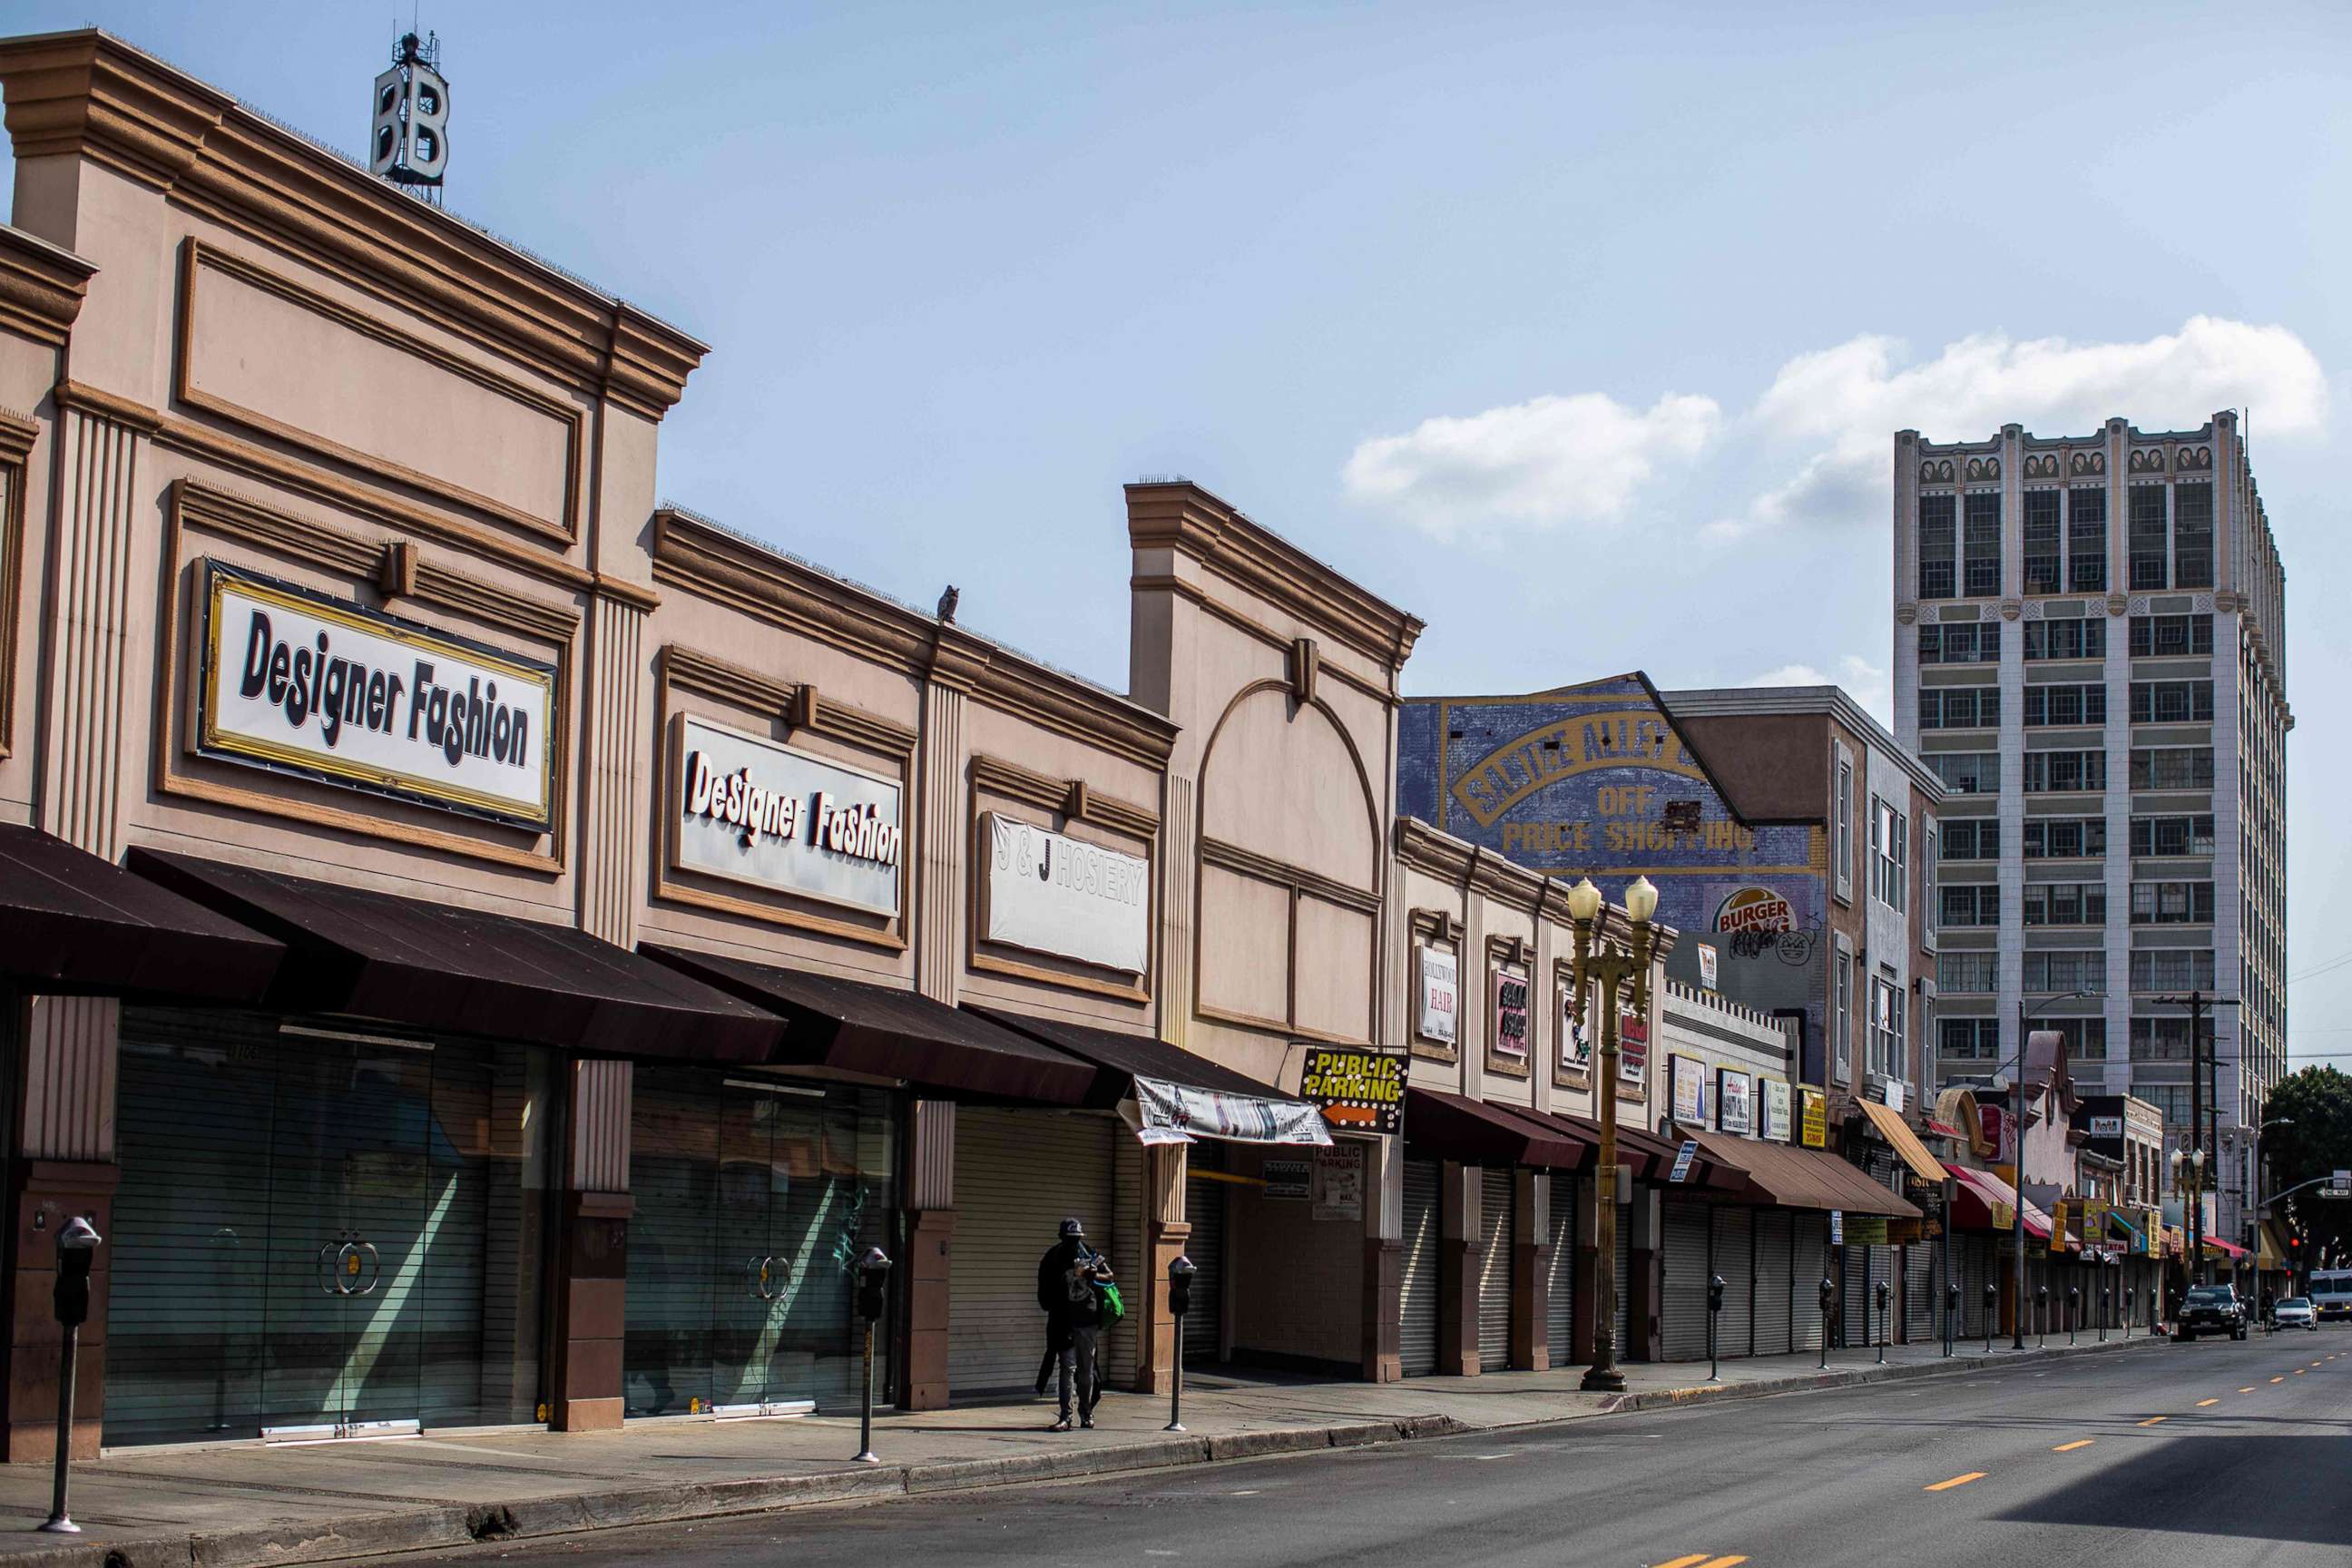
(408, 1328, 2352, 1568)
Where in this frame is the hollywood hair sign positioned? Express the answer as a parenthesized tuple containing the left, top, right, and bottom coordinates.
(197, 562, 554, 828)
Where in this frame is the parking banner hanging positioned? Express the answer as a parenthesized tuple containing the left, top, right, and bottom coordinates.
(1132, 1075, 1332, 1146)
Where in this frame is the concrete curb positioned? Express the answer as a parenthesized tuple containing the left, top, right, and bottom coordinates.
(1592, 1331, 2171, 1416)
(22, 1415, 1476, 1568)
(11, 1340, 2171, 1567)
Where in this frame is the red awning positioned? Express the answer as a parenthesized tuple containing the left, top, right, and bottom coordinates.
(1947, 1165, 2053, 1240)
(1923, 1117, 1965, 1140)
(2204, 1236, 2249, 1259)
(1404, 1088, 1590, 1169)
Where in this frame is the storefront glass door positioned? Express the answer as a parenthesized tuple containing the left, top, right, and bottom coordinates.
(626, 1069, 897, 1417)
(107, 1011, 554, 1446)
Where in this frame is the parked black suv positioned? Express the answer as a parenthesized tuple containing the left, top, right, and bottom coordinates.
(2178, 1284, 2249, 1341)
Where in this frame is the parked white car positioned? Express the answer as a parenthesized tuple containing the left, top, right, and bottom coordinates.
(2274, 1297, 2318, 1331)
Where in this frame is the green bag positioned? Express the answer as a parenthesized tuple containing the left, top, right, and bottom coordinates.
(1095, 1280, 1125, 1325)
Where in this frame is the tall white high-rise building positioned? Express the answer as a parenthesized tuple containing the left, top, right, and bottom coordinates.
(1890, 413, 2288, 1245)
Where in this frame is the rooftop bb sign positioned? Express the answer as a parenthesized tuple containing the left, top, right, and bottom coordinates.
(197, 561, 555, 828)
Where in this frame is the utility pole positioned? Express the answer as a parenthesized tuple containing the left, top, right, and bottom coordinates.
(2155, 989, 2239, 1288)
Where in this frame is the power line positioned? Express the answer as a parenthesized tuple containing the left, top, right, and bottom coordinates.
(2289, 948, 2352, 985)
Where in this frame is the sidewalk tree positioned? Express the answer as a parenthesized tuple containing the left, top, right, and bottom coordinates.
(2263, 1067, 2352, 1261)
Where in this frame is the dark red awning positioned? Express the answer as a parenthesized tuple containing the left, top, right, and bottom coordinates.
(1405, 1088, 1590, 1169)
(0, 826, 281, 1001)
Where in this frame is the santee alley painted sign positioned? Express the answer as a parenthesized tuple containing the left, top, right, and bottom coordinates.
(198, 561, 555, 828)
(671, 713, 903, 916)
(982, 813, 1150, 974)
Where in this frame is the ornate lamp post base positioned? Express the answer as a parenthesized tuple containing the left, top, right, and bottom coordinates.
(1579, 1365, 1627, 1393)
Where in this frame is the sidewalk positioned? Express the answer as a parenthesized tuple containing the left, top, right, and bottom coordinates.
(0, 1333, 2164, 1567)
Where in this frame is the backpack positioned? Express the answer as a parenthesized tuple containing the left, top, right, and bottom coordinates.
(1095, 1280, 1125, 1326)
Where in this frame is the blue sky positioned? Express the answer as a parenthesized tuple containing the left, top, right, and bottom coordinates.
(8, 2, 2348, 1063)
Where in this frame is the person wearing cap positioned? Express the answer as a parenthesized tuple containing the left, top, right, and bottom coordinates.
(1035, 1216, 1109, 1430)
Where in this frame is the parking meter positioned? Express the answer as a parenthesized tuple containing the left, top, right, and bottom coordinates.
(856, 1247, 892, 1322)
(1874, 1279, 1890, 1361)
(1945, 1281, 1960, 1357)
(2124, 1286, 2135, 1338)
(1984, 1280, 1997, 1353)
(2067, 1285, 2080, 1344)
(53, 1217, 97, 1329)
(41, 1217, 100, 1534)
(1818, 1277, 1835, 1367)
(2036, 1283, 2049, 1346)
(1166, 1256, 1199, 1430)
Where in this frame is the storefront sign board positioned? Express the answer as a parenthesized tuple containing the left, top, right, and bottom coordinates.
(1760, 1079, 1792, 1143)
(1299, 1047, 1406, 1135)
(1799, 1086, 1828, 1149)
(197, 560, 555, 828)
(1417, 946, 1458, 1045)
(1491, 965, 1531, 1060)
(671, 714, 902, 916)
(1670, 1054, 1706, 1124)
(1263, 1159, 1312, 1200)
(981, 813, 1149, 972)
(1715, 1070, 1752, 1136)
(1313, 1142, 1366, 1221)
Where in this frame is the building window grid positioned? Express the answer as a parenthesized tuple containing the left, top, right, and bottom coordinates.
(2129, 880, 2216, 926)
(1919, 622, 2000, 664)
(2024, 750, 2106, 793)
(2129, 950, 2216, 993)
(2024, 619, 2103, 662)
(1869, 970, 1904, 1079)
(2128, 748, 2214, 791)
(1940, 1017, 2001, 1060)
(2129, 681, 2214, 725)
(2022, 950, 2105, 995)
(1941, 819, 1999, 860)
(1918, 687, 2000, 730)
(1927, 752, 1997, 795)
(2021, 882, 2107, 927)
(2022, 818, 2104, 859)
(1938, 884, 2001, 927)
(1917, 495, 1956, 600)
(1835, 953, 1853, 1083)
(1938, 951, 1997, 994)
(1836, 755, 1853, 901)
(2173, 482, 2213, 588)
(2067, 486, 2107, 591)
(2128, 614, 2213, 658)
(1963, 494, 2003, 595)
(2023, 684, 2106, 728)
(2023, 490, 2062, 593)
(2128, 485, 2169, 590)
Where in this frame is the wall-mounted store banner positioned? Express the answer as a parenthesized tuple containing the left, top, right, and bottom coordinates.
(1760, 1079, 1792, 1142)
(197, 560, 555, 828)
(671, 714, 903, 916)
(1491, 965, 1531, 1060)
(1620, 1010, 1649, 1088)
(981, 814, 1149, 973)
(1716, 1070, 1752, 1136)
(1132, 1074, 1332, 1147)
(1843, 1214, 1889, 1247)
(1798, 1085, 1828, 1149)
(1558, 983, 1592, 1072)
(1313, 1142, 1366, 1221)
(1697, 943, 1720, 992)
(1670, 1054, 1706, 1125)
(1417, 946, 1459, 1045)
(1298, 1047, 1406, 1135)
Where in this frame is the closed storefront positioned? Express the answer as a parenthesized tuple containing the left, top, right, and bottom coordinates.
(1661, 1200, 1710, 1361)
(1181, 1142, 1229, 1364)
(1400, 1159, 1442, 1376)
(948, 1110, 1130, 1395)
(1711, 1207, 1753, 1358)
(108, 1010, 557, 1446)
(1476, 1168, 1513, 1371)
(1754, 1210, 1794, 1355)
(1615, 1214, 1633, 1350)
(1904, 1244, 1932, 1342)
(1961, 1237, 1989, 1338)
(1794, 1212, 1828, 1351)
(1546, 1175, 1577, 1365)
(623, 1068, 897, 1418)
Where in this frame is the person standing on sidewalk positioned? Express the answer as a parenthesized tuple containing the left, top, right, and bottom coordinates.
(1036, 1217, 1109, 1431)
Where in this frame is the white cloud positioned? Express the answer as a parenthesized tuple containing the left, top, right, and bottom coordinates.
(1343, 390, 1720, 540)
(1741, 654, 1889, 726)
(1728, 317, 2328, 535)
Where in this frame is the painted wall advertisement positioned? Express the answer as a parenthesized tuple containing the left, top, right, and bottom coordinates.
(1799, 1086, 1828, 1150)
(1760, 1079, 1793, 1142)
(982, 813, 1149, 973)
(1417, 946, 1459, 1046)
(1396, 676, 1827, 1076)
(197, 559, 556, 828)
(1715, 1070, 1753, 1136)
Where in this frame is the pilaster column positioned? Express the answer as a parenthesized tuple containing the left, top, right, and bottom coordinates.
(1438, 1161, 1479, 1376)
(551, 1059, 632, 1432)
(1136, 1143, 1187, 1395)
(578, 596, 648, 947)
(1361, 1133, 1402, 1382)
(900, 1099, 956, 1409)
(1513, 1167, 1548, 1371)
(5, 994, 121, 1461)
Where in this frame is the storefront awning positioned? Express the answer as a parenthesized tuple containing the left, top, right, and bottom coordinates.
(2204, 1235, 2249, 1260)
(1856, 1098, 1949, 1185)
(1405, 1088, 1590, 1170)
(1622, 1120, 1746, 1191)
(1947, 1165, 2052, 1239)
(1679, 1128, 1921, 1219)
(965, 1006, 1328, 1143)
(642, 946, 1097, 1103)
(125, 848, 782, 1059)
(0, 826, 283, 1001)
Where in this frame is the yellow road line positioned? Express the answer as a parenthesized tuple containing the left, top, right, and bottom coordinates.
(2271, 1377, 2286, 1384)
(2137, 1416, 2167, 1426)
(1926, 1473, 1987, 1492)
(2296, 1369, 2306, 1376)
(1654, 1555, 1713, 1568)
(1696, 1558, 1749, 1568)
(2053, 1439, 2095, 1452)
(2239, 1387, 2256, 1393)
(2195, 1398, 2220, 1407)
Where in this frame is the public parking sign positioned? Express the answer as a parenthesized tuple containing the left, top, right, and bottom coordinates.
(1670, 1140, 1700, 1184)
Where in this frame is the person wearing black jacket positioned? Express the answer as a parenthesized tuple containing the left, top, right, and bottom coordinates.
(1037, 1216, 1109, 1430)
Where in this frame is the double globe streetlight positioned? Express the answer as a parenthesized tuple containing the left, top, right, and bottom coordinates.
(1563, 873, 1658, 1395)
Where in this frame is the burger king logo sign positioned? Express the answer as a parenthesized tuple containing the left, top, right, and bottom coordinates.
(1714, 886, 1795, 936)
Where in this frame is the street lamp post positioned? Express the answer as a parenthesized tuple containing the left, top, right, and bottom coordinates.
(1565, 875, 1658, 1395)
(2151, 989, 2239, 1288)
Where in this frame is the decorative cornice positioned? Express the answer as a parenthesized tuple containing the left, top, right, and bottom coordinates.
(1201, 835, 1380, 916)
(1126, 479, 1424, 676)
(970, 751, 1158, 840)
(661, 642, 916, 759)
(652, 506, 1176, 771)
(0, 406, 37, 465)
(0, 222, 92, 345)
(0, 30, 706, 419)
